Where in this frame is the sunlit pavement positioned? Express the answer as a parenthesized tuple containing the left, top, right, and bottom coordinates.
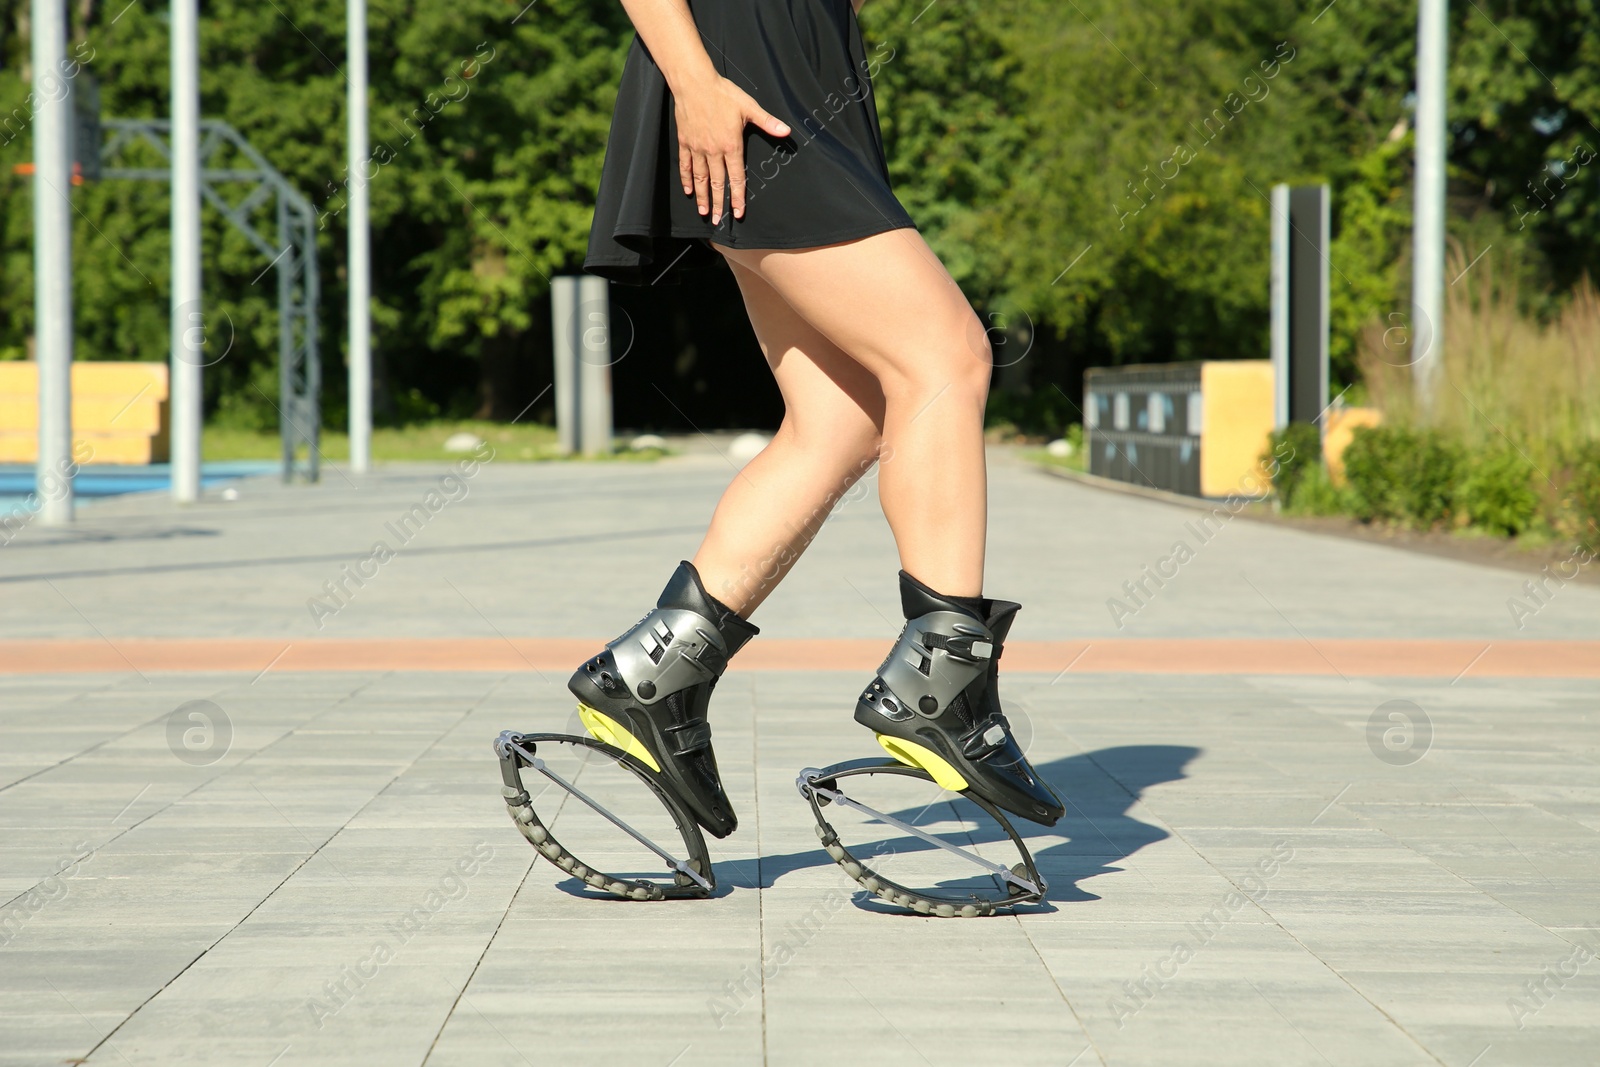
(3, 449, 1598, 1066)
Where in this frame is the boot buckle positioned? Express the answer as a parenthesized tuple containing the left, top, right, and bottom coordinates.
(920, 631, 995, 661)
(669, 719, 713, 755)
(961, 719, 1011, 759)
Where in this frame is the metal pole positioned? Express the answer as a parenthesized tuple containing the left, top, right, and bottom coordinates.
(302, 202, 323, 483)
(347, 0, 372, 473)
(1316, 183, 1331, 431)
(277, 196, 294, 481)
(1411, 0, 1448, 417)
(577, 275, 613, 456)
(551, 277, 578, 455)
(1286, 187, 1333, 427)
(170, 0, 202, 502)
(1268, 183, 1290, 431)
(32, 0, 75, 525)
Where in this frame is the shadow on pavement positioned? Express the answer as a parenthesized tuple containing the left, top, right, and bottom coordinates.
(750, 744, 1201, 909)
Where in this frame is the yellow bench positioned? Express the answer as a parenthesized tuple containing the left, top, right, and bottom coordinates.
(1196, 360, 1276, 498)
(0, 362, 170, 464)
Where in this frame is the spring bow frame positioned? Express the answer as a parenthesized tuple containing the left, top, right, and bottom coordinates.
(796, 758, 1048, 918)
(495, 731, 714, 900)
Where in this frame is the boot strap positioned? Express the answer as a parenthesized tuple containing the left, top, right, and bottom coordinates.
(690, 641, 729, 675)
(668, 720, 713, 755)
(920, 632, 997, 661)
(960, 717, 1012, 760)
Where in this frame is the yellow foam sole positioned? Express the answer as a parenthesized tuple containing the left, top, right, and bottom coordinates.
(577, 704, 661, 773)
(876, 734, 969, 792)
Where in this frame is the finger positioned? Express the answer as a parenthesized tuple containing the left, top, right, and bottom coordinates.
(693, 152, 711, 216)
(746, 104, 791, 140)
(678, 142, 693, 196)
(728, 146, 748, 219)
(709, 155, 728, 225)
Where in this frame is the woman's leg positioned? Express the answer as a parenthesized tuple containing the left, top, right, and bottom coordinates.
(561, 240, 966, 842)
(689, 257, 888, 616)
(707, 232, 1063, 827)
(713, 229, 992, 598)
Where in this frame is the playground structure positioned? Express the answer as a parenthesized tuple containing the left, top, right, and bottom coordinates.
(24, 0, 371, 522)
(98, 119, 322, 482)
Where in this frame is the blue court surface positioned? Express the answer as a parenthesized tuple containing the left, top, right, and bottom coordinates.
(0, 461, 277, 511)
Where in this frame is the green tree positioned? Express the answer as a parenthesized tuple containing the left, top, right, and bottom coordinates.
(1, 0, 631, 421)
(1, 0, 1595, 429)
(860, 0, 1028, 301)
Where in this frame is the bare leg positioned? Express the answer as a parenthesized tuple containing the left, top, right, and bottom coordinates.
(690, 258, 888, 616)
(712, 230, 991, 598)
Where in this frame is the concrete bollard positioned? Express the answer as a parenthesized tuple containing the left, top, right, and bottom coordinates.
(551, 275, 614, 456)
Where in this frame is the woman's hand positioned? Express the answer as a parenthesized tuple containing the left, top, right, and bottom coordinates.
(672, 72, 791, 224)
(616, 0, 789, 223)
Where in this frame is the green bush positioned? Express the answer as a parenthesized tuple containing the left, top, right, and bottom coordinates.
(1341, 425, 1400, 521)
(1343, 425, 1461, 527)
(1457, 448, 1540, 536)
(1566, 440, 1600, 543)
(1286, 462, 1349, 516)
(1396, 429, 1461, 527)
(1258, 418, 1588, 539)
(1264, 423, 1323, 509)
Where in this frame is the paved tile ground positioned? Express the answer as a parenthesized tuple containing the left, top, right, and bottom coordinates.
(2, 449, 1598, 1066)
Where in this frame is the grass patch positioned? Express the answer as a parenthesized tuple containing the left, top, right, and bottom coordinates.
(203, 421, 668, 463)
(1349, 259, 1600, 542)
(1021, 424, 1087, 472)
(1359, 255, 1599, 472)
(1026, 445, 1088, 473)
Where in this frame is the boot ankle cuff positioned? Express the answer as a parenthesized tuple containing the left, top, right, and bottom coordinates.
(706, 592, 759, 653)
(667, 561, 760, 652)
(898, 569, 986, 622)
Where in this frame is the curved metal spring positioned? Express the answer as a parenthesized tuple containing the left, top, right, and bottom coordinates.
(797, 759, 1047, 918)
(496, 731, 714, 901)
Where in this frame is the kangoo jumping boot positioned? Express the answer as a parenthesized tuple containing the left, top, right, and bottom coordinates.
(568, 561, 758, 839)
(854, 571, 1065, 826)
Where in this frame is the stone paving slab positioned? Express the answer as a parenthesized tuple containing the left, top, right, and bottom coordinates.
(2, 456, 1598, 1065)
(2, 451, 1597, 641)
(0, 668, 1594, 1066)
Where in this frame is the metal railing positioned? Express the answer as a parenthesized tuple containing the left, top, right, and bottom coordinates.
(100, 119, 321, 483)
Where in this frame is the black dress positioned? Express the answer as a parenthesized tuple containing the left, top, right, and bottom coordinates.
(584, 0, 916, 285)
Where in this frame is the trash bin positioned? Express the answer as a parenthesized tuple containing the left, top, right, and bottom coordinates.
(1085, 360, 1274, 499)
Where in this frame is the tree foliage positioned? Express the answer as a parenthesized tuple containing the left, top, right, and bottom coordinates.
(2, 0, 630, 421)
(880, 0, 1598, 382)
(0, 0, 1594, 425)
